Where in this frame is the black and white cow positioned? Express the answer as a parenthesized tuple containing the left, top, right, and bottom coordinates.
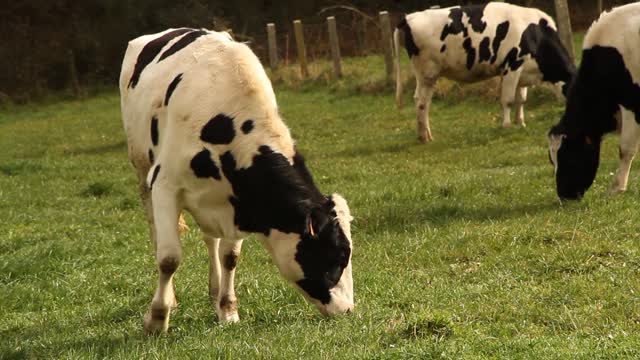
(394, 2, 576, 142)
(119, 28, 354, 334)
(548, 3, 640, 200)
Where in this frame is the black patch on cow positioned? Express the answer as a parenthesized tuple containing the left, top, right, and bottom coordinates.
(295, 196, 351, 305)
(164, 73, 183, 106)
(190, 148, 221, 180)
(223, 252, 238, 271)
(150, 165, 161, 190)
(397, 18, 419, 57)
(219, 295, 237, 313)
(151, 116, 159, 146)
(241, 120, 254, 134)
(491, 21, 510, 64)
(148, 149, 155, 163)
(292, 149, 317, 189)
(440, 44, 446, 53)
(219, 147, 350, 304)
(463, 4, 488, 33)
(440, 8, 467, 40)
(157, 30, 208, 62)
(519, 19, 576, 95)
(500, 47, 523, 73)
(550, 45, 640, 200)
(151, 307, 166, 320)
(440, 4, 488, 42)
(220, 146, 321, 235)
(478, 37, 491, 63)
(201, 114, 236, 145)
(127, 28, 192, 89)
(463, 37, 476, 70)
(159, 256, 179, 274)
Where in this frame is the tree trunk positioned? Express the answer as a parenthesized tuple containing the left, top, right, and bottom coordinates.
(554, 0, 575, 63)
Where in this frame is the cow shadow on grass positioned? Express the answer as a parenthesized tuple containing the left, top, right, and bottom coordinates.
(3, 299, 154, 358)
(369, 200, 559, 233)
(337, 141, 421, 158)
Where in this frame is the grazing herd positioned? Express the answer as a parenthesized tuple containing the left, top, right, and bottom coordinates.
(118, 2, 640, 333)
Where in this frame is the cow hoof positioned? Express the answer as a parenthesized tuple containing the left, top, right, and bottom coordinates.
(609, 186, 626, 195)
(418, 135, 429, 143)
(502, 123, 512, 128)
(218, 312, 240, 324)
(143, 312, 169, 335)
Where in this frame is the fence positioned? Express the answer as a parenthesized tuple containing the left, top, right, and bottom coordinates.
(247, 9, 406, 81)
(243, 1, 624, 81)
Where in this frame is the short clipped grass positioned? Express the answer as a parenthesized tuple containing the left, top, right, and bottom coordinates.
(3, 51, 640, 359)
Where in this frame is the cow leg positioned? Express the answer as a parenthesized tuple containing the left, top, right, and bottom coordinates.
(203, 235, 221, 303)
(144, 186, 182, 335)
(515, 86, 528, 127)
(500, 72, 521, 128)
(216, 239, 243, 323)
(138, 178, 178, 311)
(611, 108, 640, 193)
(415, 79, 436, 143)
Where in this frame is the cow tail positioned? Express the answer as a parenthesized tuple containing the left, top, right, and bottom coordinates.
(393, 26, 404, 109)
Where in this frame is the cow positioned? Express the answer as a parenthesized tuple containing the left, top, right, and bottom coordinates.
(119, 28, 354, 334)
(394, 2, 576, 142)
(548, 3, 640, 201)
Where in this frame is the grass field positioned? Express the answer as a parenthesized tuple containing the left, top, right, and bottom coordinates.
(4, 45, 640, 358)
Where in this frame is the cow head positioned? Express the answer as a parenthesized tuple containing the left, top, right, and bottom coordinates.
(262, 194, 354, 316)
(548, 122, 601, 201)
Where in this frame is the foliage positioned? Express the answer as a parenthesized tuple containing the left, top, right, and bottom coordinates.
(0, 0, 615, 102)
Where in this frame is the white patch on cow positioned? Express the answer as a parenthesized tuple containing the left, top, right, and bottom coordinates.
(548, 134, 565, 173)
(611, 106, 640, 193)
(325, 193, 354, 312)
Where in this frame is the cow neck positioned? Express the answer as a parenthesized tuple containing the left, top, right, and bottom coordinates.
(561, 63, 617, 140)
(221, 145, 327, 236)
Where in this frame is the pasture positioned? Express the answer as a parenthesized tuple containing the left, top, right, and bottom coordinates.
(3, 52, 640, 358)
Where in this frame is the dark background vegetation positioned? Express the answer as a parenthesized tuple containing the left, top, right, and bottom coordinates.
(0, 0, 627, 103)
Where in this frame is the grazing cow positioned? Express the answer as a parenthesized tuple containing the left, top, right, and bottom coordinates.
(548, 3, 640, 200)
(119, 28, 354, 334)
(394, 2, 576, 142)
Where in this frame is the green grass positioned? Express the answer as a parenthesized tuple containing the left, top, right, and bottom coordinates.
(3, 47, 640, 359)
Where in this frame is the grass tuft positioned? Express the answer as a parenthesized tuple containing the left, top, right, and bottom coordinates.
(0, 160, 43, 176)
(81, 181, 116, 197)
(402, 314, 455, 342)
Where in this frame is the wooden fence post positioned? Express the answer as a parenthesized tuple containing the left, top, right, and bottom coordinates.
(327, 16, 342, 78)
(554, 0, 575, 62)
(267, 23, 278, 70)
(67, 49, 83, 98)
(379, 11, 393, 82)
(293, 20, 308, 78)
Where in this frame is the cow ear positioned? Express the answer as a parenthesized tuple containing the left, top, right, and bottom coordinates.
(304, 210, 320, 238)
(305, 207, 330, 238)
(306, 217, 316, 237)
